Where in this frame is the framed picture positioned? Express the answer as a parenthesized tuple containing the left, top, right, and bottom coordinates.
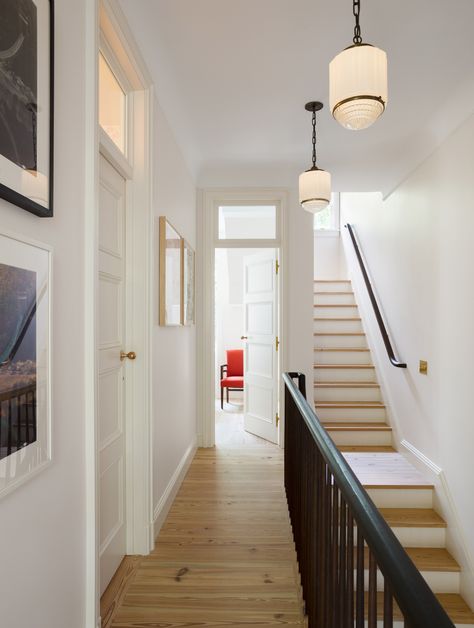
(0, 0, 54, 217)
(0, 231, 52, 499)
(159, 216, 182, 326)
(181, 239, 195, 326)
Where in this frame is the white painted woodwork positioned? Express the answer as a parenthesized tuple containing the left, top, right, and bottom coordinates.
(314, 319, 363, 334)
(243, 249, 279, 444)
(314, 333, 368, 349)
(316, 404, 386, 420)
(98, 154, 128, 595)
(367, 487, 433, 509)
(314, 280, 352, 292)
(314, 366, 376, 382)
(314, 384, 382, 403)
(391, 527, 447, 549)
(314, 348, 372, 365)
(314, 305, 359, 318)
(314, 292, 356, 305)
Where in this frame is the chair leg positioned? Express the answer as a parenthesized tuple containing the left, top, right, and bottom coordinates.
(226, 387, 229, 403)
(221, 387, 224, 409)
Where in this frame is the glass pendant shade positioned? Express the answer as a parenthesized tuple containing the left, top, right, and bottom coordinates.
(329, 44, 387, 130)
(299, 168, 331, 213)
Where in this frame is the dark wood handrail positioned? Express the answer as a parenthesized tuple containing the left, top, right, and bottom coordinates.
(283, 371, 454, 628)
(345, 223, 407, 368)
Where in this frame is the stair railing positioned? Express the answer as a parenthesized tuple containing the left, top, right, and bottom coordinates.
(344, 223, 407, 368)
(283, 371, 454, 628)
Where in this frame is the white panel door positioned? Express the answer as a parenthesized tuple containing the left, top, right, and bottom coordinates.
(98, 154, 128, 595)
(243, 250, 279, 443)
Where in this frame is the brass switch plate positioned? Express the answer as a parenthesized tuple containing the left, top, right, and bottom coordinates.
(419, 360, 428, 375)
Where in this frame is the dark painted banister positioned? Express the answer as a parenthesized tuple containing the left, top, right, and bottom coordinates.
(344, 223, 407, 368)
(283, 372, 454, 627)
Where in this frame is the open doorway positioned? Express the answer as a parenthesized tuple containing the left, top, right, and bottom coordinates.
(215, 246, 280, 447)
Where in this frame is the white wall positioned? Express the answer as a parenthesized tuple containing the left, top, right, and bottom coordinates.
(0, 2, 89, 626)
(152, 100, 197, 521)
(340, 113, 474, 607)
(314, 233, 348, 280)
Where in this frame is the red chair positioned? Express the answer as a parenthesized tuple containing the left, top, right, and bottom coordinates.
(220, 349, 244, 409)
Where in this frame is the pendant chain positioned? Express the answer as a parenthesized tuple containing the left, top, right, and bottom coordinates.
(353, 0, 362, 44)
(312, 109, 317, 168)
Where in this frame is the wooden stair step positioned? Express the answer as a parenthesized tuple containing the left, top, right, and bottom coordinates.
(343, 452, 434, 489)
(338, 445, 396, 453)
(314, 381, 380, 388)
(316, 402, 385, 408)
(314, 332, 366, 336)
(379, 508, 447, 528)
(323, 422, 391, 431)
(314, 279, 351, 282)
(314, 291, 355, 295)
(314, 347, 370, 352)
(314, 304, 358, 308)
(314, 364, 374, 369)
(363, 592, 474, 624)
(358, 546, 459, 572)
(314, 317, 362, 321)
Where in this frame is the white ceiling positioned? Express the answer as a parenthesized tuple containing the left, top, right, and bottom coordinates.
(119, 0, 474, 193)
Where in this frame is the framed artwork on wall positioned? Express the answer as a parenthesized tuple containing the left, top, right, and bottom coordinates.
(0, 231, 52, 499)
(0, 0, 54, 217)
(159, 216, 182, 326)
(181, 239, 195, 326)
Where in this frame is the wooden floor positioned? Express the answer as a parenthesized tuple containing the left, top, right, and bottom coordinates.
(104, 413, 307, 627)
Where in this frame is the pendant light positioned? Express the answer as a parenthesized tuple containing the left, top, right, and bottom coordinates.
(329, 0, 387, 130)
(299, 101, 331, 213)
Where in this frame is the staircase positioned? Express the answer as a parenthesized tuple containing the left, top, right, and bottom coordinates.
(313, 279, 474, 626)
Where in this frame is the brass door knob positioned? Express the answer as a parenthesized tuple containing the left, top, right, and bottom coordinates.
(120, 351, 137, 361)
(241, 336, 248, 340)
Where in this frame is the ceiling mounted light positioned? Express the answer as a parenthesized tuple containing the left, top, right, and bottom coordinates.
(329, 0, 387, 130)
(299, 101, 331, 214)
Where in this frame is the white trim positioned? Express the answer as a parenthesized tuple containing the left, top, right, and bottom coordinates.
(153, 441, 197, 539)
(401, 440, 474, 610)
(197, 188, 289, 448)
(314, 229, 340, 238)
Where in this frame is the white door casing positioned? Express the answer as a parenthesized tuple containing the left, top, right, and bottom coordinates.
(243, 249, 279, 444)
(98, 154, 128, 595)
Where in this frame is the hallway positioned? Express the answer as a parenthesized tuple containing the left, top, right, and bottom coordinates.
(104, 424, 306, 626)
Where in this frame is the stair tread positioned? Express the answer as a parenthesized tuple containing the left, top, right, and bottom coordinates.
(314, 347, 370, 352)
(314, 291, 355, 295)
(314, 317, 362, 322)
(315, 401, 385, 408)
(314, 279, 351, 282)
(364, 592, 474, 623)
(314, 363, 375, 368)
(314, 381, 380, 387)
(314, 304, 358, 307)
(343, 452, 434, 489)
(314, 332, 366, 335)
(358, 546, 459, 572)
(379, 508, 447, 528)
(338, 445, 396, 452)
(323, 422, 391, 431)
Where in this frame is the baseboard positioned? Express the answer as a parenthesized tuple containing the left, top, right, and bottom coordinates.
(401, 440, 474, 610)
(153, 440, 197, 539)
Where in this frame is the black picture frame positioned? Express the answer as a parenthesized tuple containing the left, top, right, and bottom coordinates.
(0, 0, 54, 218)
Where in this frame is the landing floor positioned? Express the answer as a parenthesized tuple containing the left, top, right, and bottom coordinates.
(105, 427, 306, 626)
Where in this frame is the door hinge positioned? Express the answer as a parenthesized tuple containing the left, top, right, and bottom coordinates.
(275, 336, 280, 351)
(276, 413, 280, 426)
(275, 260, 280, 275)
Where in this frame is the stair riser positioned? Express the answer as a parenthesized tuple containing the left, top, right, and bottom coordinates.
(314, 334, 368, 349)
(358, 570, 459, 594)
(314, 293, 356, 305)
(325, 430, 392, 446)
(314, 350, 372, 365)
(314, 319, 364, 333)
(367, 488, 433, 509)
(347, 526, 446, 548)
(317, 406, 386, 420)
(314, 305, 359, 318)
(314, 281, 351, 292)
(315, 367, 376, 381)
(315, 387, 382, 402)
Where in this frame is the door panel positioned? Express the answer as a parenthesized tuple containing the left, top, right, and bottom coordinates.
(243, 250, 279, 443)
(98, 154, 127, 595)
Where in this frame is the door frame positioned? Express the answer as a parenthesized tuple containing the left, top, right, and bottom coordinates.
(197, 188, 289, 448)
(85, 2, 154, 626)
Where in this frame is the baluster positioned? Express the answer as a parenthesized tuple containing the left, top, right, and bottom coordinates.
(368, 548, 377, 628)
(339, 497, 347, 623)
(384, 579, 393, 627)
(324, 465, 331, 627)
(331, 480, 339, 627)
(356, 527, 364, 628)
(346, 509, 354, 627)
(7, 399, 12, 456)
(316, 453, 325, 626)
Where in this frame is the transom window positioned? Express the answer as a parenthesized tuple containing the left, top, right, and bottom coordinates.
(218, 205, 277, 240)
(99, 53, 126, 153)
